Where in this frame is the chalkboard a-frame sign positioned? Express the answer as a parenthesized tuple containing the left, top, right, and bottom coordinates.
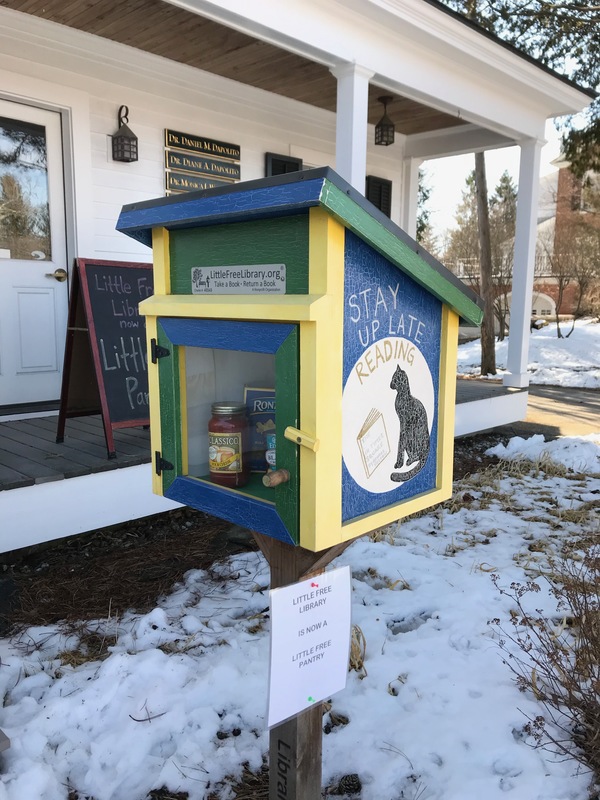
(56, 259, 153, 458)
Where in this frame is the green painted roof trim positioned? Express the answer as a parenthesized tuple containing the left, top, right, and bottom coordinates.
(320, 180, 484, 327)
(117, 166, 483, 325)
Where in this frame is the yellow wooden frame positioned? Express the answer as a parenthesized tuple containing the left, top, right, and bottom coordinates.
(142, 221, 461, 551)
(297, 208, 345, 550)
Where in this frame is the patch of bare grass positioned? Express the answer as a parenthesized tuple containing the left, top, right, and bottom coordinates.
(207, 762, 268, 800)
(3, 509, 235, 630)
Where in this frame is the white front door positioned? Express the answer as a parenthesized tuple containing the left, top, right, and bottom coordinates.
(0, 99, 68, 407)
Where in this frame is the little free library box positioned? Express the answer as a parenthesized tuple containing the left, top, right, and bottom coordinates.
(117, 168, 483, 552)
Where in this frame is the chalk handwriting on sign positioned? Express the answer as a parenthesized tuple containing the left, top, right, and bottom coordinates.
(267, 566, 351, 728)
(84, 264, 153, 419)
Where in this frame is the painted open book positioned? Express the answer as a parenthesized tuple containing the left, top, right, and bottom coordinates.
(357, 408, 390, 478)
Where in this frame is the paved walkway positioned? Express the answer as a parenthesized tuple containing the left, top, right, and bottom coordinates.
(494, 384, 599, 439)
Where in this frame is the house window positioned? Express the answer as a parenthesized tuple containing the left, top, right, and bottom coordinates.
(365, 175, 392, 218)
(0, 116, 51, 260)
(265, 153, 303, 177)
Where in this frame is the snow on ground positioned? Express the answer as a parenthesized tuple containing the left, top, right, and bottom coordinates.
(0, 322, 598, 800)
(488, 432, 600, 474)
(457, 318, 600, 388)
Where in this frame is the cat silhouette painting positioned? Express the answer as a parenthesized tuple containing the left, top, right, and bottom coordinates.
(389, 364, 430, 483)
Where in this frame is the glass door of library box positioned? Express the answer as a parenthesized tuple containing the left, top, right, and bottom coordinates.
(154, 318, 299, 545)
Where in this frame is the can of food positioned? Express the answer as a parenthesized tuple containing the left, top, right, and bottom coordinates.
(265, 432, 277, 471)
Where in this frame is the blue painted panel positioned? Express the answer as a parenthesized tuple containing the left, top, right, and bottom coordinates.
(341, 231, 442, 523)
(165, 476, 296, 546)
(116, 179, 326, 248)
(159, 317, 295, 353)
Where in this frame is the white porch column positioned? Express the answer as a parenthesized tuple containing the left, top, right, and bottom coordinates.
(401, 156, 423, 238)
(330, 63, 374, 191)
(504, 138, 543, 388)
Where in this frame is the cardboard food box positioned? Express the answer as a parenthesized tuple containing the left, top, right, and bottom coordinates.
(244, 387, 276, 472)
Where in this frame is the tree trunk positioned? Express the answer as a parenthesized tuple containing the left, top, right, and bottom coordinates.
(554, 277, 569, 338)
(494, 296, 507, 342)
(474, 152, 497, 375)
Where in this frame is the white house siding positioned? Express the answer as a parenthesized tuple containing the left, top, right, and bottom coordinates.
(0, 8, 407, 267)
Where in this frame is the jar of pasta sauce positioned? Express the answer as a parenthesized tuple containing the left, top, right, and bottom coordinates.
(208, 401, 250, 488)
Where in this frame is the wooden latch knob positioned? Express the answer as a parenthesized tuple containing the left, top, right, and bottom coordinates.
(284, 427, 319, 452)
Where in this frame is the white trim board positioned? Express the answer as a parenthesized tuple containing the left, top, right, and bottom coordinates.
(0, 465, 181, 553)
(455, 391, 528, 438)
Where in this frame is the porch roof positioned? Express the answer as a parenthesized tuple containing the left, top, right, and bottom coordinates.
(1, 0, 593, 150)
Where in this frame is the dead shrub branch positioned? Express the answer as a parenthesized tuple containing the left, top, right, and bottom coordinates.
(491, 546, 600, 782)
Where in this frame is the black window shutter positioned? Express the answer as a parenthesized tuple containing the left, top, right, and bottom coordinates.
(365, 175, 392, 217)
(265, 153, 303, 177)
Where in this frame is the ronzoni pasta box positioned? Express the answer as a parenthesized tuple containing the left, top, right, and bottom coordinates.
(244, 387, 275, 472)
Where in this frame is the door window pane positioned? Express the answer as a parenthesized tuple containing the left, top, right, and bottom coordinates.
(0, 116, 51, 261)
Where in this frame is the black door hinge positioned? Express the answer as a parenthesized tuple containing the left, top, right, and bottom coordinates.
(151, 338, 170, 364)
(155, 451, 174, 476)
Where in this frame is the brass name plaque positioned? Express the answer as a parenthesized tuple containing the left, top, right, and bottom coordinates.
(165, 130, 240, 161)
(166, 151, 240, 181)
(166, 173, 231, 194)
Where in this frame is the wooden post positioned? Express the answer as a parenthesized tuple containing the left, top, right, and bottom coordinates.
(252, 533, 352, 800)
(270, 703, 322, 800)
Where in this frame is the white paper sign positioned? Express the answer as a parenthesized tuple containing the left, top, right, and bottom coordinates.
(267, 565, 352, 728)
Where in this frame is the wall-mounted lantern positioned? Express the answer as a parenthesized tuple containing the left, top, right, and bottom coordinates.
(374, 95, 395, 146)
(111, 105, 138, 162)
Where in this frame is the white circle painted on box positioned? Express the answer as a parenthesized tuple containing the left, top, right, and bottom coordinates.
(342, 337, 435, 493)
